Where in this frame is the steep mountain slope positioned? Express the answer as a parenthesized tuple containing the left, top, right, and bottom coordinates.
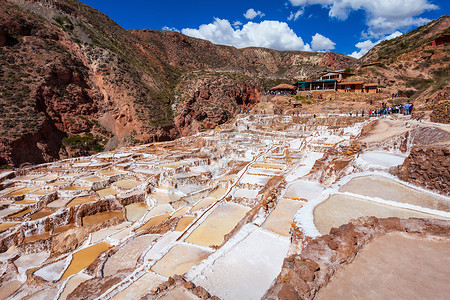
(355, 15, 449, 116)
(0, 0, 355, 167)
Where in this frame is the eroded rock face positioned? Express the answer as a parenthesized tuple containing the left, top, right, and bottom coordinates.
(397, 145, 450, 195)
(264, 217, 450, 300)
(175, 75, 261, 136)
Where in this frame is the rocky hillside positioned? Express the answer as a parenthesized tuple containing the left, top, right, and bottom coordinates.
(0, 0, 355, 167)
(354, 15, 449, 109)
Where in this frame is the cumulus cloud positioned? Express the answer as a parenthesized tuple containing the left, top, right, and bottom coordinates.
(311, 33, 336, 51)
(244, 8, 265, 20)
(289, 0, 438, 37)
(162, 26, 180, 32)
(288, 9, 304, 21)
(182, 18, 311, 51)
(349, 30, 403, 58)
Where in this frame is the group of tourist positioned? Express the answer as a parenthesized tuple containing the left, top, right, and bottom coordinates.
(353, 102, 414, 117)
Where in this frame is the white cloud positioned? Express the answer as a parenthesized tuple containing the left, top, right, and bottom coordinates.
(233, 21, 243, 28)
(289, 0, 438, 37)
(349, 30, 403, 58)
(162, 26, 180, 32)
(182, 18, 311, 51)
(288, 9, 304, 21)
(311, 33, 336, 51)
(244, 8, 265, 20)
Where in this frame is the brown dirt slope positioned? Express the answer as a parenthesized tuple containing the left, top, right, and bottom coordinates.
(354, 15, 450, 115)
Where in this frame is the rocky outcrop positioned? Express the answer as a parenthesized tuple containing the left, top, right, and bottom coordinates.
(397, 145, 450, 195)
(430, 100, 450, 124)
(174, 74, 261, 136)
(264, 217, 450, 300)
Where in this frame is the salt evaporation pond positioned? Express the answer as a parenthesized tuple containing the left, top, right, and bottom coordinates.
(103, 234, 159, 276)
(262, 199, 303, 236)
(283, 180, 323, 201)
(191, 226, 289, 300)
(151, 244, 212, 277)
(339, 175, 450, 211)
(314, 194, 449, 234)
(125, 202, 149, 221)
(185, 203, 249, 247)
(356, 151, 406, 168)
(316, 232, 450, 299)
(61, 242, 111, 280)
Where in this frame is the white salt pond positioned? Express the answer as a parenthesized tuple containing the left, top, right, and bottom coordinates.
(103, 234, 159, 277)
(283, 180, 323, 201)
(356, 151, 406, 168)
(239, 174, 271, 186)
(34, 256, 71, 281)
(314, 194, 450, 235)
(14, 252, 50, 274)
(339, 175, 450, 212)
(191, 225, 289, 300)
(233, 188, 259, 199)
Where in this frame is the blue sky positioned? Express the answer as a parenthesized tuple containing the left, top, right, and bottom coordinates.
(79, 0, 448, 58)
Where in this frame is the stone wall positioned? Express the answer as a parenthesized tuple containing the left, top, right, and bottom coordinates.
(397, 145, 450, 195)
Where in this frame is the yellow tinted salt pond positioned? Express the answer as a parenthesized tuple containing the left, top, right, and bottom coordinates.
(24, 232, 51, 243)
(60, 186, 89, 191)
(186, 203, 250, 247)
(151, 244, 212, 277)
(29, 208, 55, 220)
(314, 194, 450, 235)
(190, 197, 217, 212)
(208, 187, 227, 199)
(175, 216, 196, 231)
(252, 162, 285, 170)
(0, 222, 20, 232)
(135, 213, 172, 233)
(61, 242, 111, 280)
(171, 207, 190, 218)
(113, 179, 142, 190)
(7, 187, 40, 197)
(67, 196, 98, 208)
(150, 192, 180, 204)
(14, 199, 38, 205)
(0, 280, 22, 300)
(262, 199, 303, 236)
(9, 208, 32, 218)
(96, 188, 119, 198)
(125, 202, 149, 222)
(82, 211, 123, 226)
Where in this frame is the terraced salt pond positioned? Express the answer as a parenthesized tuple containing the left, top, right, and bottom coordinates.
(1, 114, 448, 299)
(151, 244, 212, 277)
(314, 194, 449, 234)
(61, 242, 111, 280)
(316, 232, 450, 299)
(339, 175, 450, 211)
(125, 202, 149, 221)
(186, 203, 250, 247)
(262, 199, 304, 236)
